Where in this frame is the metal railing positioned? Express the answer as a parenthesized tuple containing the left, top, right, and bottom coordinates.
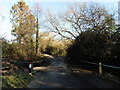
(80, 60, 120, 69)
(78, 60, 120, 76)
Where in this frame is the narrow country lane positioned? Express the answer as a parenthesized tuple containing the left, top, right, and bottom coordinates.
(27, 56, 119, 88)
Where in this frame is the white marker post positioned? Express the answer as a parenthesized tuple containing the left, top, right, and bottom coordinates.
(29, 62, 32, 75)
(99, 62, 102, 75)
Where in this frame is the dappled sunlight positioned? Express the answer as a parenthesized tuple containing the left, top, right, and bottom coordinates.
(33, 81, 64, 87)
(59, 72, 66, 75)
(28, 58, 120, 88)
(1, 0, 120, 88)
(36, 81, 46, 85)
(72, 69, 92, 74)
(33, 67, 48, 71)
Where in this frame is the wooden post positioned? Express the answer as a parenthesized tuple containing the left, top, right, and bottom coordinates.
(99, 62, 102, 75)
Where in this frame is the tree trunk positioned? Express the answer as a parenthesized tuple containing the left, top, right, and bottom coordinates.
(36, 17, 39, 56)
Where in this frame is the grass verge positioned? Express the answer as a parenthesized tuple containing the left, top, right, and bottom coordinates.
(2, 71, 34, 88)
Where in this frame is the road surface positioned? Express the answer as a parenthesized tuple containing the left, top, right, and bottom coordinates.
(27, 56, 119, 88)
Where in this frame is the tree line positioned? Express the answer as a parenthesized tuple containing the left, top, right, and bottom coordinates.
(1, 1, 119, 66)
(63, 3, 120, 66)
(1, 0, 70, 62)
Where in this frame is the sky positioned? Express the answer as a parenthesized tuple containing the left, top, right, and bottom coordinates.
(0, 0, 119, 41)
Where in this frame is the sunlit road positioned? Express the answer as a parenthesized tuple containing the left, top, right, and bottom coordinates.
(27, 57, 119, 88)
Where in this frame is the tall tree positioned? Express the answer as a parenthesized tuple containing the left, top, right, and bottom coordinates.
(32, 2, 42, 56)
(10, 0, 36, 61)
(10, 0, 31, 43)
(23, 14, 36, 60)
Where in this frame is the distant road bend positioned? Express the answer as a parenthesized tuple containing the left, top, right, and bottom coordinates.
(27, 55, 120, 88)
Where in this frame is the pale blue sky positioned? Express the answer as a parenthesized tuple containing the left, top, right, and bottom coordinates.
(0, 0, 119, 41)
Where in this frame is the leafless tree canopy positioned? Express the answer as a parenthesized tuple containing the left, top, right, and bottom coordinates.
(45, 3, 115, 41)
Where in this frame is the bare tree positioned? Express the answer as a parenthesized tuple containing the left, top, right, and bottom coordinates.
(45, 3, 115, 41)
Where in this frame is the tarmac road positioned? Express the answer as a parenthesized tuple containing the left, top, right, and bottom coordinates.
(27, 56, 119, 88)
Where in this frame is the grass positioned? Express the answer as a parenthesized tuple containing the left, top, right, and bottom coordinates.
(98, 73, 120, 85)
(68, 65, 120, 86)
(2, 71, 34, 88)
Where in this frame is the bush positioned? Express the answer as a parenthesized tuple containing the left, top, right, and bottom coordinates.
(66, 30, 120, 66)
(66, 31, 107, 65)
(2, 42, 16, 58)
(42, 45, 66, 56)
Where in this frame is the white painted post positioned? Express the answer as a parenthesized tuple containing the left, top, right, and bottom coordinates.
(99, 62, 102, 75)
(29, 62, 32, 75)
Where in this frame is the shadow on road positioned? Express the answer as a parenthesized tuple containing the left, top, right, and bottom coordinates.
(28, 56, 120, 88)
